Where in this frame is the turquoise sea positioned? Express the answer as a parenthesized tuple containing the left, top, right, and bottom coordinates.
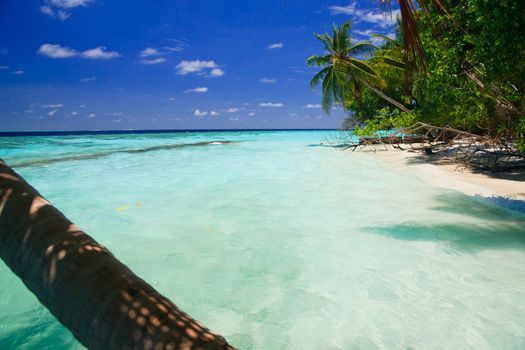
(1, 130, 525, 349)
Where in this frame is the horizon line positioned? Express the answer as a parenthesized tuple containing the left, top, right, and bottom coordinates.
(0, 128, 340, 137)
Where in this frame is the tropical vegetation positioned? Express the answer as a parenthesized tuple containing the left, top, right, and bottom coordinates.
(309, 0, 525, 152)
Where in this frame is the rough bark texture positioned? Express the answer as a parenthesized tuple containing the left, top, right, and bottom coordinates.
(0, 159, 234, 350)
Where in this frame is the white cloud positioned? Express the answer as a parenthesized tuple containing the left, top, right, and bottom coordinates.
(38, 44, 77, 58)
(210, 111, 219, 116)
(47, 0, 92, 9)
(81, 46, 120, 59)
(267, 43, 283, 49)
(329, 3, 399, 28)
(259, 78, 276, 84)
(210, 68, 224, 77)
(40, 5, 70, 21)
(70, 111, 78, 115)
(248, 112, 255, 116)
(194, 109, 208, 116)
(40, 0, 93, 21)
(354, 29, 395, 45)
(139, 47, 160, 58)
(259, 102, 284, 107)
(141, 58, 167, 65)
(38, 44, 119, 59)
(303, 104, 322, 109)
(79, 104, 86, 108)
(0, 65, 9, 69)
(87, 113, 96, 118)
(48, 109, 58, 116)
(81, 76, 96, 82)
(168, 97, 176, 101)
(164, 46, 184, 52)
(185, 87, 208, 93)
(41, 103, 64, 108)
(175, 60, 223, 76)
(164, 39, 188, 52)
(222, 108, 239, 113)
(12, 70, 25, 75)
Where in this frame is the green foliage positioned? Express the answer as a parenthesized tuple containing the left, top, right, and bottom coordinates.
(330, 0, 525, 148)
(354, 108, 416, 137)
(517, 117, 525, 153)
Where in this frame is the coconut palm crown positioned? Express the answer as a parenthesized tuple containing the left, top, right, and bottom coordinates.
(307, 20, 378, 113)
(308, 20, 411, 114)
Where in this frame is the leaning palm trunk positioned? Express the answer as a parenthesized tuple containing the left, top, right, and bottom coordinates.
(0, 159, 234, 350)
(360, 80, 412, 113)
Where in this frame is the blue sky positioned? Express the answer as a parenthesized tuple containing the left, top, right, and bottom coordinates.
(0, 0, 399, 131)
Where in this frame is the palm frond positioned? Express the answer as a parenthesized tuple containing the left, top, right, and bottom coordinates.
(379, 56, 407, 70)
(322, 69, 335, 113)
(370, 34, 396, 43)
(348, 42, 378, 57)
(307, 54, 331, 67)
(314, 33, 334, 53)
(310, 66, 330, 89)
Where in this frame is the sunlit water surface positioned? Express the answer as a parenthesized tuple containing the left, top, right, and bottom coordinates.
(1, 130, 525, 349)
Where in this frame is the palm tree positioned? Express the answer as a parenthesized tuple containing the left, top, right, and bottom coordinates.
(0, 159, 234, 350)
(308, 20, 411, 114)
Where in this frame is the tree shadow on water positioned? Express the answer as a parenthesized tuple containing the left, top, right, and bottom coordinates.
(430, 193, 525, 222)
(364, 193, 525, 253)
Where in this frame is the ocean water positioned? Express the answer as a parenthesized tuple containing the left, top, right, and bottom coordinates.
(1, 130, 525, 349)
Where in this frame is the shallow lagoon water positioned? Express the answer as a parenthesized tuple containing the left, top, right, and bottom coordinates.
(1, 130, 525, 349)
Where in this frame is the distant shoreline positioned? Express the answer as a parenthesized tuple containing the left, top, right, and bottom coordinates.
(0, 128, 338, 138)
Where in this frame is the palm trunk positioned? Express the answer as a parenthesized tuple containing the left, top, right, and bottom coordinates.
(0, 159, 234, 350)
(361, 80, 412, 113)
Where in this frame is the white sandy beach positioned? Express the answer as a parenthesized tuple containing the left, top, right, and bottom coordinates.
(367, 146, 525, 201)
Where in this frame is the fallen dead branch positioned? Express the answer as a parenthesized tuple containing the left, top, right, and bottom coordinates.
(332, 122, 525, 172)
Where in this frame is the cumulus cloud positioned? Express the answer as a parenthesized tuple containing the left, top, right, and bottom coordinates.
(193, 109, 208, 116)
(48, 109, 59, 116)
(329, 3, 399, 28)
(175, 60, 224, 77)
(210, 111, 219, 116)
(12, 70, 25, 75)
(0, 65, 9, 69)
(267, 43, 283, 49)
(210, 68, 224, 77)
(185, 87, 208, 93)
(40, 0, 93, 21)
(303, 104, 322, 109)
(139, 47, 160, 58)
(248, 112, 255, 116)
(81, 46, 120, 59)
(38, 44, 77, 58)
(259, 78, 276, 84)
(259, 102, 284, 107)
(87, 113, 96, 118)
(38, 44, 120, 60)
